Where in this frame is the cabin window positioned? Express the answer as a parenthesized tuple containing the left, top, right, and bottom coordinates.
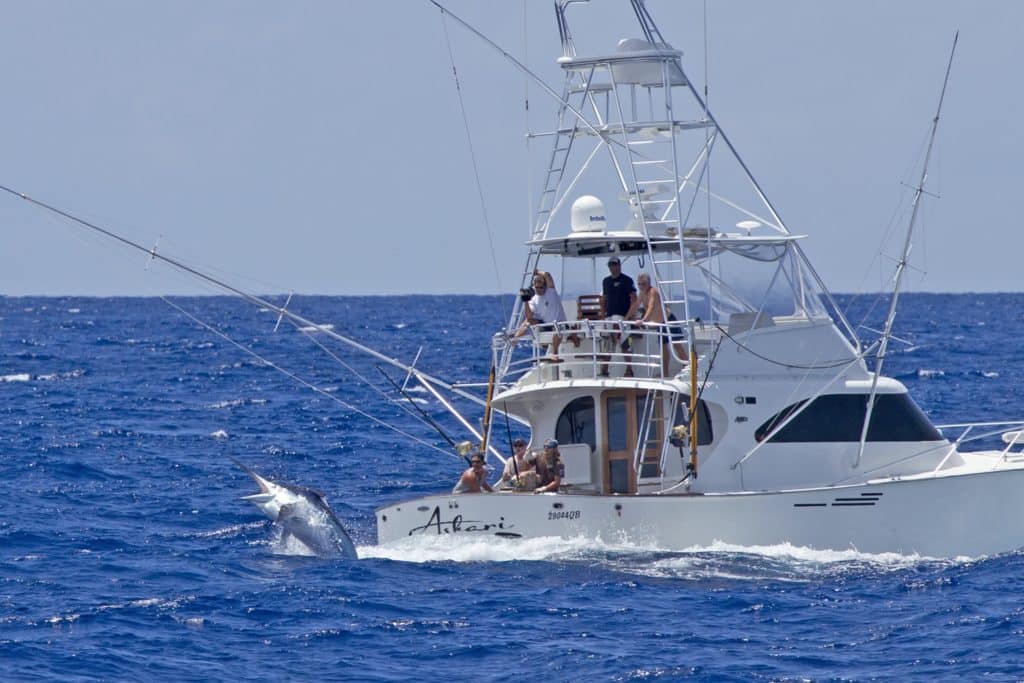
(604, 396, 628, 452)
(556, 396, 596, 451)
(673, 397, 714, 446)
(754, 393, 942, 443)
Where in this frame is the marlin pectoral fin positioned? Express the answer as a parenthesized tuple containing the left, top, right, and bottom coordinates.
(277, 503, 296, 522)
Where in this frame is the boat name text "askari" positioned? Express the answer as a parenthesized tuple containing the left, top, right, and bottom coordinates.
(409, 506, 514, 535)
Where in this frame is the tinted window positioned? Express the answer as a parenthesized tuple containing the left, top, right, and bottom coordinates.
(674, 396, 714, 446)
(755, 393, 942, 443)
(556, 396, 597, 451)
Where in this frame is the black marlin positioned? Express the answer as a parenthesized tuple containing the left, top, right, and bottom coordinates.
(232, 459, 358, 559)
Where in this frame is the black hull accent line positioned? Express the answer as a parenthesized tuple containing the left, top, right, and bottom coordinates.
(794, 492, 883, 509)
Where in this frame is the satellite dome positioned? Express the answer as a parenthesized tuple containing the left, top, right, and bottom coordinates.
(570, 195, 606, 232)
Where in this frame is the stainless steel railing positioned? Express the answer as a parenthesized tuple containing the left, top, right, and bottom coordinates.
(494, 318, 695, 385)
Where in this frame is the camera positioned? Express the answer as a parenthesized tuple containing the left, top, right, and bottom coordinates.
(519, 287, 535, 303)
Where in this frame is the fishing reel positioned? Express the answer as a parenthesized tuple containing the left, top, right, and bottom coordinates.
(456, 440, 489, 467)
(669, 424, 689, 448)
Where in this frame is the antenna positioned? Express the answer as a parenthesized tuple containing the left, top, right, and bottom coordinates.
(736, 220, 761, 235)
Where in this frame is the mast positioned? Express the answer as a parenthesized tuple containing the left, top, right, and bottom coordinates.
(855, 32, 958, 467)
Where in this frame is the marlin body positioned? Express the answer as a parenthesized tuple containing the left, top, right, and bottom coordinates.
(233, 459, 358, 559)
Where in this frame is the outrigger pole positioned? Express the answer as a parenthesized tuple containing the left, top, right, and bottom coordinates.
(854, 32, 958, 468)
(0, 184, 494, 415)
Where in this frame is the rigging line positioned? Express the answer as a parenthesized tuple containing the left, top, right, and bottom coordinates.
(848, 182, 913, 326)
(439, 11, 508, 327)
(426, 1, 632, 156)
(693, 335, 722, 407)
(850, 122, 932, 319)
(523, 0, 533, 243)
(703, 0, 714, 322)
(0, 183, 488, 409)
(279, 314, 435, 432)
(730, 340, 881, 472)
(713, 322, 873, 370)
(376, 366, 458, 448)
(158, 296, 458, 459)
(275, 304, 506, 444)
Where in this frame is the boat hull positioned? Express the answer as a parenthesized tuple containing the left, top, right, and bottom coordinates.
(376, 467, 1024, 557)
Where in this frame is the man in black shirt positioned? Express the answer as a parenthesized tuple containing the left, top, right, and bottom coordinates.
(601, 257, 639, 377)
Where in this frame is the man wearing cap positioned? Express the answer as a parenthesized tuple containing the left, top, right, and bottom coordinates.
(600, 257, 639, 377)
(533, 439, 565, 494)
(500, 437, 534, 487)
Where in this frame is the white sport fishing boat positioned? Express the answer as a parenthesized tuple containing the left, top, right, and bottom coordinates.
(376, 1, 1024, 557)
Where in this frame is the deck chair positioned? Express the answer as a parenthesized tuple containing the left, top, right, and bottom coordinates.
(577, 294, 604, 321)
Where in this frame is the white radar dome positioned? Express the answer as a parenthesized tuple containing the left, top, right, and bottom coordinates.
(570, 195, 607, 232)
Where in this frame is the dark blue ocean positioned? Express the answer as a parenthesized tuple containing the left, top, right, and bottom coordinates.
(3, 293, 1024, 681)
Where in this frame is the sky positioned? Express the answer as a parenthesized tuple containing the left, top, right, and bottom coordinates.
(1, 1, 1022, 297)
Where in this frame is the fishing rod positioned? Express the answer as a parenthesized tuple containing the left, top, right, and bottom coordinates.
(414, 375, 506, 463)
(376, 366, 459, 449)
(503, 402, 519, 480)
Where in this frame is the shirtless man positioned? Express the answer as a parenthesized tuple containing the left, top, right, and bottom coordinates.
(452, 454, 494, 494)
(634, 272, 681, 376)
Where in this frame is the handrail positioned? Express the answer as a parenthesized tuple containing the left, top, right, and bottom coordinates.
(497, 318, 702, 384)
(934, 420, 1024, 466)
(829, 418, 1024, 486)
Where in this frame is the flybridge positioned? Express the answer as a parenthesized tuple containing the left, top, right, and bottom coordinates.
(527, 231, 806, 258)
(500, 0, 858, 374)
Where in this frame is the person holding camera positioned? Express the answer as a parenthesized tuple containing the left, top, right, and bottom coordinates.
(515, 270, 567, 359)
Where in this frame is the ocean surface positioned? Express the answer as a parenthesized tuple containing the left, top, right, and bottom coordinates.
(3, 292, 1024, 681)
